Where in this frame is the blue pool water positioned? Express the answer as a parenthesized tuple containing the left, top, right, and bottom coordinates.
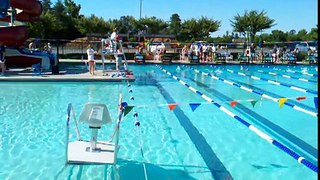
(0, 64, 317, 180)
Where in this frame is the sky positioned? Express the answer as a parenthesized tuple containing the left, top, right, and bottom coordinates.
(55, 0, 318, 37)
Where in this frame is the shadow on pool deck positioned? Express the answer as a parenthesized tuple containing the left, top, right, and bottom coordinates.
(0, 67, 135, 82)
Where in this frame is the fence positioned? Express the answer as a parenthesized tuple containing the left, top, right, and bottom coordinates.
(25, 38, 313, 60)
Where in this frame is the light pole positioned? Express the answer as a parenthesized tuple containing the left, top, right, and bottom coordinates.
(139, 0, 142, 20)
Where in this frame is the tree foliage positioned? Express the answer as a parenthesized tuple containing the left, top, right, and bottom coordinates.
(230, 10, 276, 42)
(25, 1, 317, 43)
(169, 13, 182, 37)
(179, 17, 220, 42)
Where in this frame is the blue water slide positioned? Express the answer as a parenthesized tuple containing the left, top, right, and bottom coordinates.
(0, 0, 9, 18)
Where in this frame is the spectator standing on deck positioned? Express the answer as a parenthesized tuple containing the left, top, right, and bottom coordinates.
(181, 44, 188, 62)
(250, 43, 256, 63)
(110, 27, 117, 52)
(47, 43, 52, 54)
(0, 45, 6, 76)
(211, 44, 216, 61)
(29, 41, 36, 51)
(86, 45, 97, 75)
(202, 44, 208, 62)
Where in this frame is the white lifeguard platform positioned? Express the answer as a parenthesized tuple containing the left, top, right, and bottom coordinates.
(65, 94, 125, 179)
(101, 38, 129, 73)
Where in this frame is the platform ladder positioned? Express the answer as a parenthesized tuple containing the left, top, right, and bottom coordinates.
(101, 38, 128, 72)
(64, 94, 125, 180)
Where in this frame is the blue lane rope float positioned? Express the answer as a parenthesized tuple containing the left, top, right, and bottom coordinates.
(185, 66, 318, 118)
(126, 80, 149, 180)
(156, 65, 318, 173)
(134, 115, 148, 180)
(256, 70, 317, 83)
(225, 69, 318, 95)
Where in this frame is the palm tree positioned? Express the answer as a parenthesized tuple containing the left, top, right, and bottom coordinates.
(230, 10, 276, 43)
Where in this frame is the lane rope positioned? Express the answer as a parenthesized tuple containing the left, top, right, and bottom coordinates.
(225, 69, 317, 95)
(185, 66, 317, 117)
(126, 80, 149, 180)
(256, 69, 317, 83)
(265, 66, 318, 77)
(156, 64, 318, 173)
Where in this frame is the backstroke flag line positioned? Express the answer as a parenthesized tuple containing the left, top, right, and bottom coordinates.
(250, 100, 258, 108)
(124, 106, 134, 117)
(168, 104, 177, 111)
(279, 98, 287, 108)
(189, 103, 201, 111)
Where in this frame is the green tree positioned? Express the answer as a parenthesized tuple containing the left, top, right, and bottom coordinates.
(139, 16, 168, 35)
(76, 14, 110, 35)
(52, 0, 66, 20)
(295, 29, 308, 41)
(307, 26, 318, 40)
(197, 16, 220, 40)
(270, 30, 287, 42)
(42, 0, 52, 13)
(64, 0, 81, 18)
(62, 0, 81, 39)
(26, 21, 45, 38)
(169, 13, 182, 37)
(180, 17, 220, 42)
(117, 16, 136, 34)
(230, 10, 276, 43)
(287, 29, 297, 41)
(27, 1, 63, 39)
(180, 18, 197, 41)
(42, 11, 64, 38)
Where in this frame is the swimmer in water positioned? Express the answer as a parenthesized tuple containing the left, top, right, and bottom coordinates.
(176, 66, 181, 72)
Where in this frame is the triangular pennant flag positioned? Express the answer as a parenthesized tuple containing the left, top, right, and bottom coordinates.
(250, 100, 258, 108)
(121, 102, 128, 108)
(123, 106, 134, 117)
(314, 97, 318, 109)
(278, 98, 287, 108)
(230, 101, 238, 108)
(296, 96, 306, 101)
(168, 104, 177, 111)
(189, 103, 201, 112)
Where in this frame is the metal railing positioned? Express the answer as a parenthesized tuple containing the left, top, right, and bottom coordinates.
(65, 103, 81, 164)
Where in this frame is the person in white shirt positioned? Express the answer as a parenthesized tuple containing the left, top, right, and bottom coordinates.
(115, 48, 124, 70)
(86, 45, 96, 75)
(47, 43, 52, 54)
(110, 28, 117, 52)
(211, 44, 216, 61)
(202, 44, 208, 62)
(110, 28, 117, 40)
(181, 45, 188, 61)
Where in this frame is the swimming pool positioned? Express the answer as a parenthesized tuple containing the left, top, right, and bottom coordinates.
(0, 64, 317, 179)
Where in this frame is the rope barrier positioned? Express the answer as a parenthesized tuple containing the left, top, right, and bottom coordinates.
(265, 66, 318, 77)
(256, 70, 317, 83)
(134, 116, 148, 180)
(285, 69, 318, 77)
(156, 64, 318, 173)
(125, 80, 149, 180)
(185, 66, 318, 117)
(225, 69, 318, 95)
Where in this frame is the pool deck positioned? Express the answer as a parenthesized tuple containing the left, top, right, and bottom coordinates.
(0, 68, 135, 82)
(0, 59, 315, 82)
(0, 59, 135, 82)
